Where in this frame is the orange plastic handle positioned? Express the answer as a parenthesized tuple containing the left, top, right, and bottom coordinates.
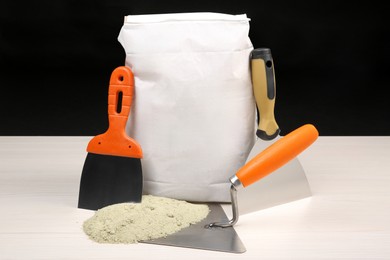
(236, 124, 318, 187)
(87, 66, 143, 158)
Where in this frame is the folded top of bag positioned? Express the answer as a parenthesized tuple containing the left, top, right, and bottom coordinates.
(123, 12, 250, 23)
(119, 12, 252, 54)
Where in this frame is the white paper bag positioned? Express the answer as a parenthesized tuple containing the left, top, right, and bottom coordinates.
(118, 12, 256, 202)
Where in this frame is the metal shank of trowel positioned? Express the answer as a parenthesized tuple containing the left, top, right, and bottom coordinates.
(206, 177, 241, 228)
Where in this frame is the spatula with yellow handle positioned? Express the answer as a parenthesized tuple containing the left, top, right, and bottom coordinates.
(238, 48, 313, 215)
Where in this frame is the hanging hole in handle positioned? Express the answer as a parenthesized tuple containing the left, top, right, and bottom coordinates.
(116, 91, 123, 113)
(266, 60, 273, 68)
(118, 75, 124, 82)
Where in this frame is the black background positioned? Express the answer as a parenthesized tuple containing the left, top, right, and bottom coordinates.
(1, 1, 389, 136)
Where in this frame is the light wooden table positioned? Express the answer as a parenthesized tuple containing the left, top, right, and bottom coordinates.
(1, 136, 389, 259)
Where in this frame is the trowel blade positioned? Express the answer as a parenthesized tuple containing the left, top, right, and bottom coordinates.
(141, 203, 246, 253)
(238, 136, 312, 215)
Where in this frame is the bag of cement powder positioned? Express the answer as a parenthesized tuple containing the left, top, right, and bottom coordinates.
(118, 12, 256, 202)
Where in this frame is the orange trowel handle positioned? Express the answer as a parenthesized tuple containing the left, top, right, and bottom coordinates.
(236, 124, 318, 187)
(87, 66, 143, 158)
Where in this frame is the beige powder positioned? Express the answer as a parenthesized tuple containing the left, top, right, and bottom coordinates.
(83, 195, 209, 244)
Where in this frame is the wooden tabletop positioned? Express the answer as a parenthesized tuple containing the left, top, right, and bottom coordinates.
(1, 136, 389, 259)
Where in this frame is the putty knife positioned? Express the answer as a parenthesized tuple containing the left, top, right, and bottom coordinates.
(238, 48, 312, 215)
(143, 124, 318, 253)
(78, 66, 143, 210)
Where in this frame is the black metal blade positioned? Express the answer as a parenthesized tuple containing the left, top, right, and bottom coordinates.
(78, 153, 142, 210)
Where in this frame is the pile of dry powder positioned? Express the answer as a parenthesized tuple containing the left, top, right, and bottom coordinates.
(83, 195, 209, 244)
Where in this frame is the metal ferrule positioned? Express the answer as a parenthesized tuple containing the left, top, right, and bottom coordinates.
(229, 175, 242, 189)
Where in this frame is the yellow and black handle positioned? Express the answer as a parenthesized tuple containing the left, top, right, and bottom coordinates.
(251, 48, 280, 140)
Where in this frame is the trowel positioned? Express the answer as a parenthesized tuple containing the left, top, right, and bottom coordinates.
(237, 48, 313, 215)
(142, 124, 319, 253)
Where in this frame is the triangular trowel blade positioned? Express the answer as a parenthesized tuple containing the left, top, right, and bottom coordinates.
(141, 204, 246, 253)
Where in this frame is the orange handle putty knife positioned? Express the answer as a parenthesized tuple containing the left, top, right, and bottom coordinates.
(78, 66, 143, 210)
